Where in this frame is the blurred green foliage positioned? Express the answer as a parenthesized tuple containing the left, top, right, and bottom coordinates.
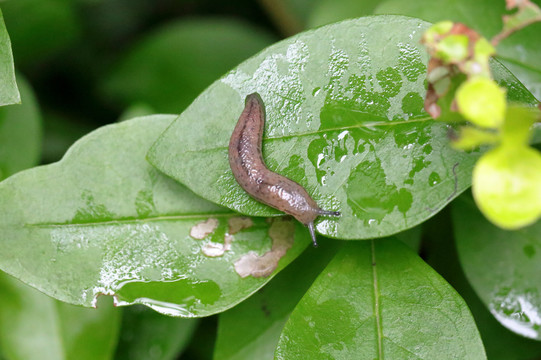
(0, 1, 540, 359)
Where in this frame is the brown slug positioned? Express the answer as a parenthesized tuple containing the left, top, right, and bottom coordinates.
(228, 92, 340, 247)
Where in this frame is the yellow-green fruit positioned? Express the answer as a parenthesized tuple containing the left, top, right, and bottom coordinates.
(456, 77, 506, 128)
(473, 145, 541, 229)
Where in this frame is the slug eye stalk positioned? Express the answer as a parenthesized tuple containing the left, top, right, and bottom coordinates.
(307, 211, 341, 247)
(319, 210, 341, 217)
(308, 222, 317, 247)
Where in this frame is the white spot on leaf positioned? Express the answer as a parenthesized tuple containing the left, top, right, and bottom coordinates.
(234, 218, 295, 278)
(228, 217, 254, 234)
(202, 234, 233, 257)
(190, 218, 219, 239)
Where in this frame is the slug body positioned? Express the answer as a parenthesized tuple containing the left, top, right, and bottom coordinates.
(228, 93, 340, 247)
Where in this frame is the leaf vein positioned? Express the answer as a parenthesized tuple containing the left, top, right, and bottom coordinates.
(371, 240, 384, 359)
(384, 337, 425, 360)
(26, 212, 235, 228)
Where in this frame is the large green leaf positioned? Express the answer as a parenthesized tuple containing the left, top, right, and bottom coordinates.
(453, 194, 541, 340)
(0, 75, 42, 180)
(275, 238, 486, 359)
(0, 272, 120, 360)
(374, 0, 541, 100)
(461, 281, 541, 358)
(213, 239, 340, 360)
(103, 18, 276, 114)
(422, 208, 541, 359)
(0, 9, 19, 106)
(148, 15, 536, 240)
(115, 305, 198, 360)
(0, 115, 309, 316)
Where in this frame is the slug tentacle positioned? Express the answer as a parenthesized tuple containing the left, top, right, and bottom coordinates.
(228, 92, 341, 247)
(318, 210, 341, 216)
(307, 222, 317, 247)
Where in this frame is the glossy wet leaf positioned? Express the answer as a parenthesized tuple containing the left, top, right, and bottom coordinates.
(0, 272, 120, 360)
(462, 281, 541, 359)
(0, 115, 309, 317)
(103, 18, 276, 114)
(148, 15, 537, 240)
(453, 194, 541, 340)
(472, 144, 541, 229)
(0, 76, 42, 180)
(0, 9, 19, 106)
(213, 239, 340, 360)
(115, 305, 198, 360)
(375, 0, 541, 99)
(421, 208, 541, 360)
(275, 238, 486, 359)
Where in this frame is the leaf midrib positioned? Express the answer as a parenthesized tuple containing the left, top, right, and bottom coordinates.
(371, 240, 384, 359)
(182, 115, 434, 154)
(25, 212, 237, 228)
(266, 115, 434, 141)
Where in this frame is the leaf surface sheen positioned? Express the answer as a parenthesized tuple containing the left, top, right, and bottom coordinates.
(453, 195, 541, 340)
(275, 238, 487, 360)
(214, 240, 340, 360)
(0, 115, 309, 316)
(149, 15, 537, 240)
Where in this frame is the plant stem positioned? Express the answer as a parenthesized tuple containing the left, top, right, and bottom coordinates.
(492, 15, 541, 45)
